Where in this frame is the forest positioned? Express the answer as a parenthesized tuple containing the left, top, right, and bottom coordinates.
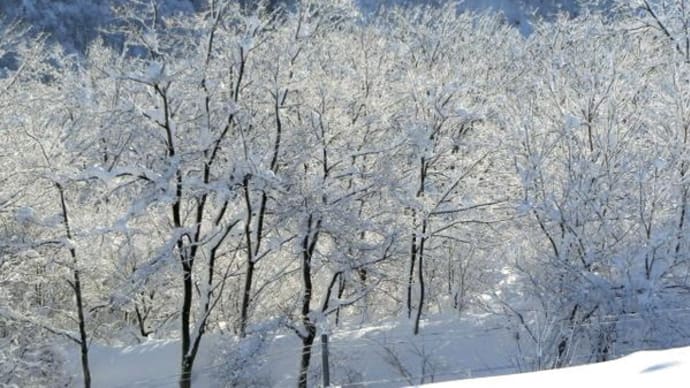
(2, 0, 690, 387)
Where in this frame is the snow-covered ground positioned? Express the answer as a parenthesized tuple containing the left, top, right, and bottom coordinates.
(66, 312, 690, 387)
(68, 314, 517, 387)
(422, 346, 690, 388)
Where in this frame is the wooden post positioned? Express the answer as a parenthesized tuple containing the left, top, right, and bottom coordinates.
(321, 333, 330, 387)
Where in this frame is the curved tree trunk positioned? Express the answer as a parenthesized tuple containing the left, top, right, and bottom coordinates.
(297, 214, 319, 388)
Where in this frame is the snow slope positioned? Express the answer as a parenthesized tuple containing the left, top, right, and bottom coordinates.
(421, 346, 690, 388)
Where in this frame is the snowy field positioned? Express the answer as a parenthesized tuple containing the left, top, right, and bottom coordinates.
(66, 313, 690, 387)
(67, 314, 517, 387)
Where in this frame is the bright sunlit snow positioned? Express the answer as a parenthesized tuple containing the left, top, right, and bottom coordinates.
(421, 346, 690, 388)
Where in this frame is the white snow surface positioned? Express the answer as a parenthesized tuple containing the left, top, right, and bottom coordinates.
(68, 314, 515, 387)
(66, 313, 690, 387)
(420, 346, 690, 388)
(85, 339, 215, 387)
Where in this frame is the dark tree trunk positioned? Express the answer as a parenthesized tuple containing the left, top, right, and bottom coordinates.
(155, 84, 201, 388)
(57, 184, 91, 388)
(676, 124, 688, 258)
(297, 214, 319, 388)
(239, 259, 255, 337)
(74, 268, 91, 388)
(239, 66, 285, 336)
(409, 157, 427, 326)
(179, 262, 194, 388)
(240, 175, 255, 338)
(407, 215, 417, 319)
(335, 275, 345, 326)
(180, 354, 194, 388)
(414, 220, 427, 335)
(297, 328, 316, 388)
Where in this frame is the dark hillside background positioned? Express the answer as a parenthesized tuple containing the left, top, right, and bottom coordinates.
(0, 0, 599, 53)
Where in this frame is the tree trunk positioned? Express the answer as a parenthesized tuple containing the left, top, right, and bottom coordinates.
(180, 354, 194, 388)
(297, 328, 316, 388)
(677, 162, 688, 257)
(407, 213, 417, 319)
(75, 267, 91, 388)
(413, 220, 427, 335)
(297, 214, 319, 388)
(411, 155, 428, 331)
(57, 184, 91, 388)
(335, 275, 345, 326)
(240, 175, 255, 338)
(239, 258, 255, 337)
(179, 263, 194, 388)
